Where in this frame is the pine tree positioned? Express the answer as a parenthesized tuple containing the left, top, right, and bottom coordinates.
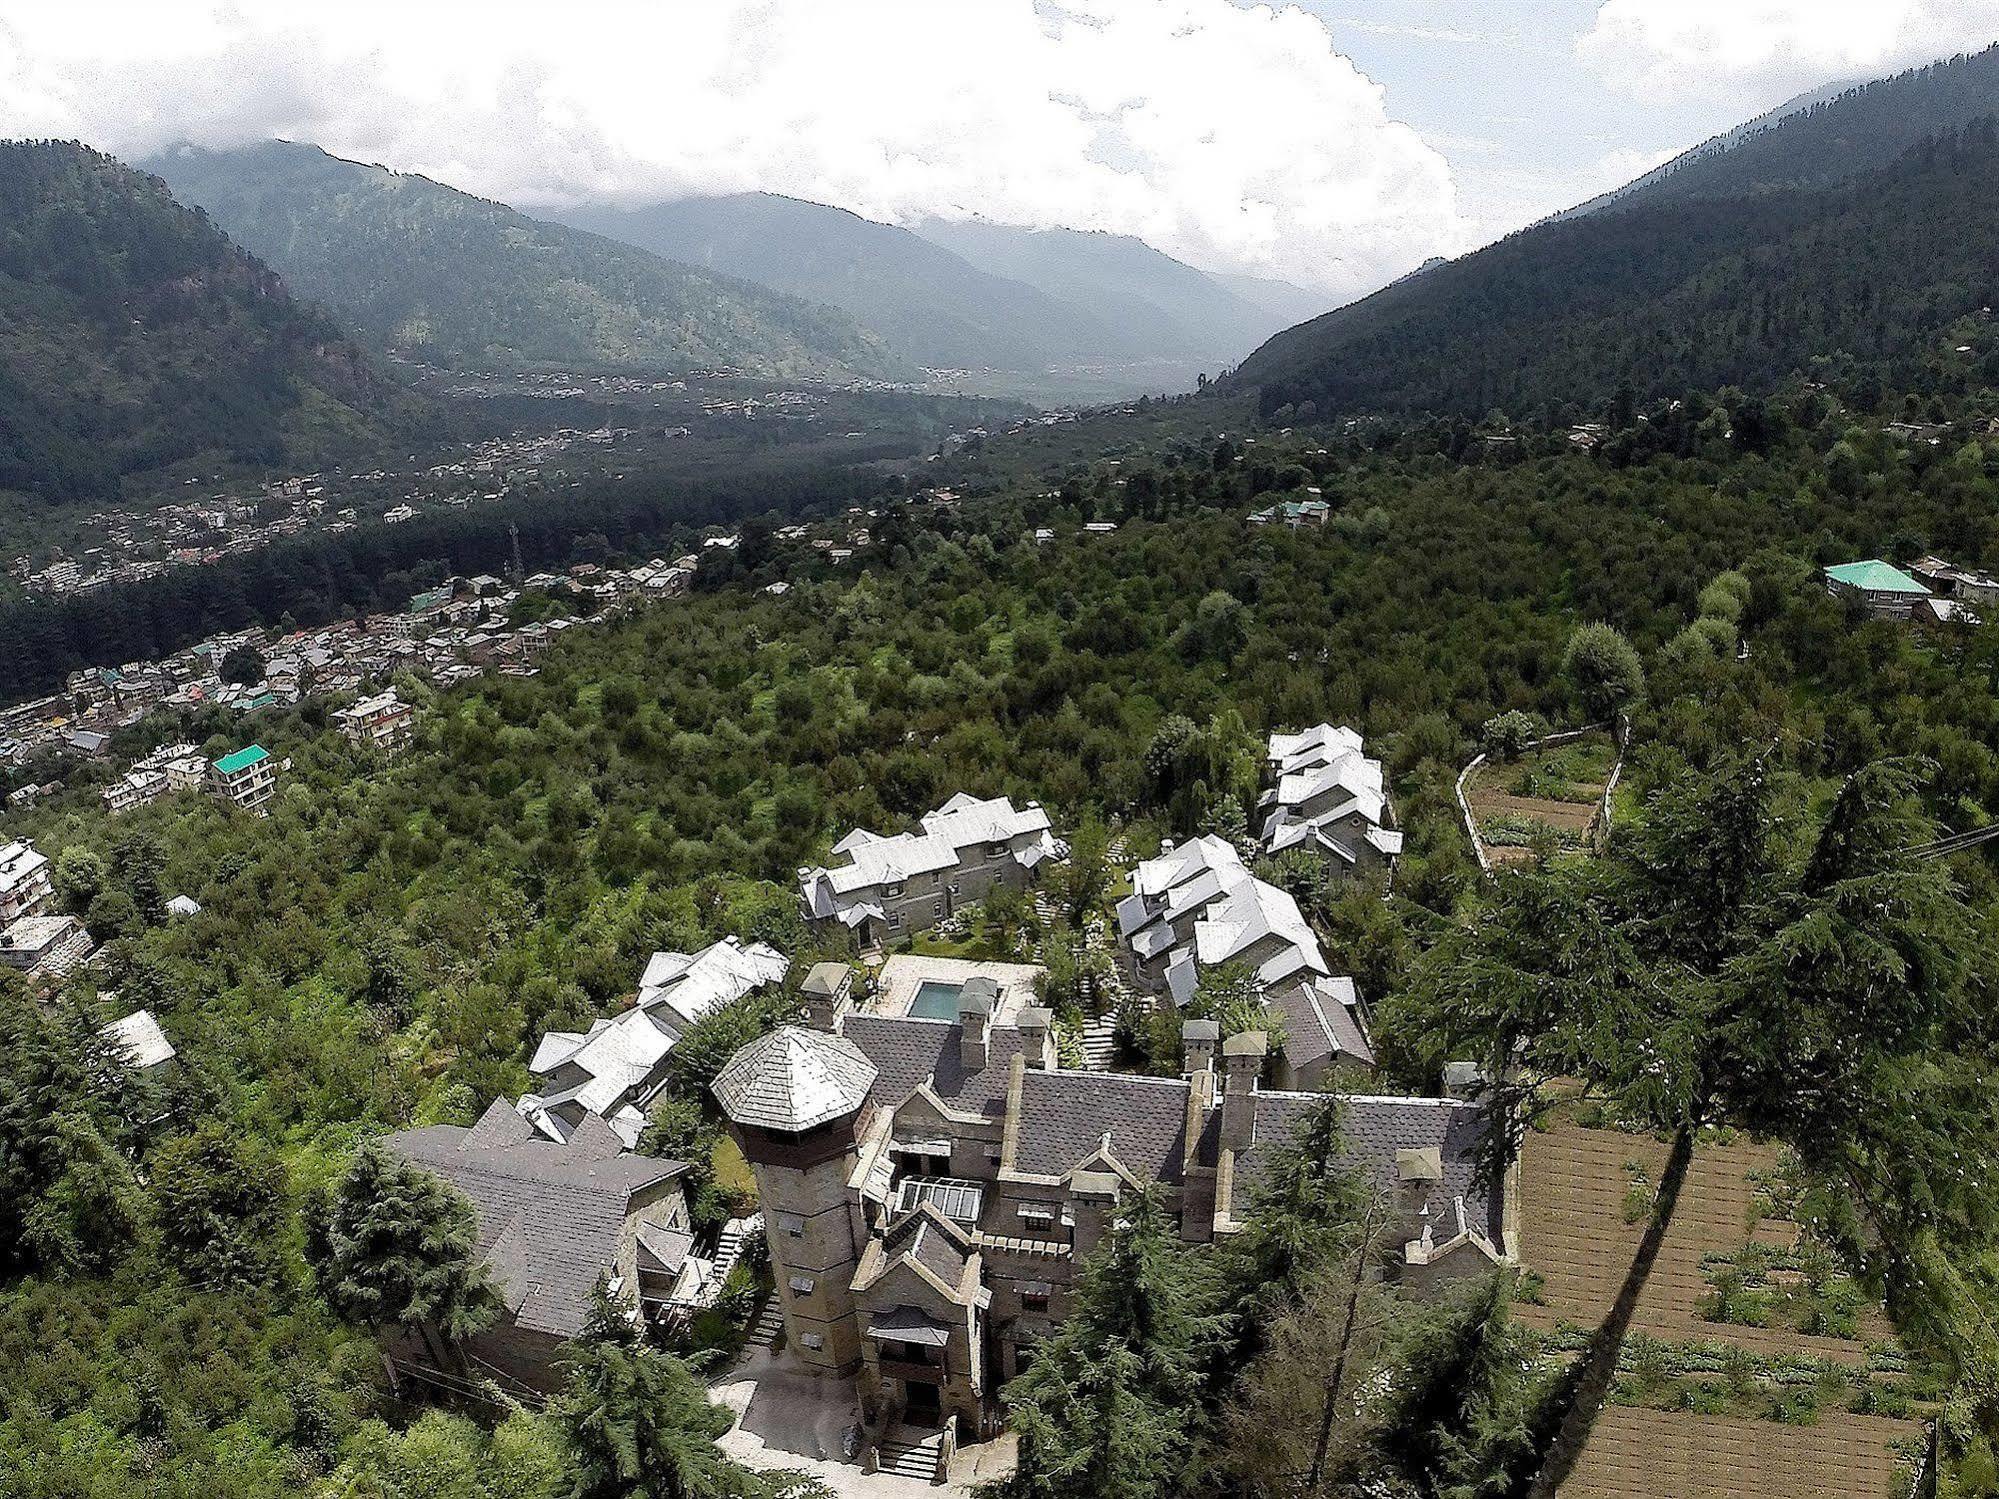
(557, 1289, 827, 1499)
(997, 1187, 1224, 1499)
(1382, 755, 1996, 1497)
(308, 1141, 497, 1347)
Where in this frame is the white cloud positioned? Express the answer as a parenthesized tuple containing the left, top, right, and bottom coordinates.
(0, 0, 1464, 298)
(1579, 0, 1999, 97)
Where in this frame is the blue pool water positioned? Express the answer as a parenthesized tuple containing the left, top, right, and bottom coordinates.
(909, 980, 965, 1020)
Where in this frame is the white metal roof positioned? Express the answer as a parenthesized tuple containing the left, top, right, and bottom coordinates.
(101, 1009, 174, 1070)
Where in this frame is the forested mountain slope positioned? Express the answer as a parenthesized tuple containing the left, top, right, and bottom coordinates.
(915, 217, 1284, 362)
(149, 142, 905, 381)
(0, 140, 416, 503)
(558, 194, 1311, 392)
(553, 193, 1100, 374)
(1234, 49, 1999, 420)
(1619, 45, 1999, 207)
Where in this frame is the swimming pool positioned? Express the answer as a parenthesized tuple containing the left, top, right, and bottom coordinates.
(908, 980, 965, 1020)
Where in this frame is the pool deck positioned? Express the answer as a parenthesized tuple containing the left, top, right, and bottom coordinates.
(872, 955, 1046, 1025)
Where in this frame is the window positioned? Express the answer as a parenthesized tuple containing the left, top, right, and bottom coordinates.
(1022, 1282, 1052, 1311)
(885, 883, 904, 898)
(789, 1276, 816, 1296)
(1017, 1203, 1057, 1228)
(933, 900, 945, 918)
(887, 912, 902, 930)
(800, 1332, 825, 1351)
(988, 841, 1008, 856)
(778, 1213, 805, 1238)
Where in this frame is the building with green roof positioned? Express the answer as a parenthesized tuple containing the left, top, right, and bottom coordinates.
(209, 745, 277, 816)
(1824, 559, 1930, 619)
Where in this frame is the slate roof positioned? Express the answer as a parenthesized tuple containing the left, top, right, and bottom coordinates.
(101, 1009, 174, 1069)
(1259, 725, 1396, 864)
(1011, 1069, 1196, 1184)
(841, 1013, 1024, 1117)
(712, 1025, 877, 1131)
(1236, 1092, 1500, 1242)
(1269, 976, 1375, 1070)
(386, 1100, 689, 1337)
(869, 1204, 974, 1298)
(1266, 723, 1364, 775)
(803, 794, 1061, 907)
(637, 936, 789, 1030)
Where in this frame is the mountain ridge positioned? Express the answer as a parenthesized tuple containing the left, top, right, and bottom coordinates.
(0, 139, 419, 503)
(1230, 47, 1999, 420)
(148, 141, 905, 382)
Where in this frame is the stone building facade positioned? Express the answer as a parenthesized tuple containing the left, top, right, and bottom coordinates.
(712, 998, 1511, 1437)
(798, 793, 1065, 949)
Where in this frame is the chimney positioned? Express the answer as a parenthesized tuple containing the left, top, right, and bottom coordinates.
(959, 977, 996, 1070)
(1440, 1061, 1484, 1101)
(1017, 1006, 1055, 1069)
(1181, 1018, 1218, 1077)
(1220, 1030, 1266, 1150)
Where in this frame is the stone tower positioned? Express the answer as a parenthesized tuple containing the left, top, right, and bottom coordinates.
(712, 1025, 877, 1375)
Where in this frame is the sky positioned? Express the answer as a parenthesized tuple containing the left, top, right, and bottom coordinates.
(2, 1, 1998, 304)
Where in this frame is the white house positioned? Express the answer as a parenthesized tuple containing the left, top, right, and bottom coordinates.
(1114, 835, 1372, 1088)
(517, 936, 790, 1147)
(1259, 724, 1402, 880)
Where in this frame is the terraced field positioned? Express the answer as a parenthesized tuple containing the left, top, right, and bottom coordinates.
(1518, 1124, 1925, 1499)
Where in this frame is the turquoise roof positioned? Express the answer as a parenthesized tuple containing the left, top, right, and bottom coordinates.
(214, 745, 269, 775)
(1825, 559, 1928, 594)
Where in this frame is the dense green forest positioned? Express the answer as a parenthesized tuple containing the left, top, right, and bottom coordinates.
(1232, 49, 1999, 422)
(8, 358, 1999, 1492)
(148, 142, 906, 381)
(0, 141, 421, 502)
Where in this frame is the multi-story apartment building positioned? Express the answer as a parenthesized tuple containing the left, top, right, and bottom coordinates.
(332, 690, 416, 757)
(101, 767, 171, 814)
(1115, 835, 1373, 1088)
(209, 744, 277, 816)
(713, 1005, 1509, 1441)
(1258, 723, 1402, 880)
(799, 794, 1065, 949)
(0, 839, 54, 925)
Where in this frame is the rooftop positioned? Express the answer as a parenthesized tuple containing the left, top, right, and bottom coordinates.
(213, 745, 270, 775)
(1824, 559, 1929, 594)
(386, 1100, 687, 1338)
(713, 1025, 878, 1132)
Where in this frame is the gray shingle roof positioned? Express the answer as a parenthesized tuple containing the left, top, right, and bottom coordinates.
(1011, 1069, 1194, 1184)
(386, 1100, 688, 1337)
(712, 1025, 877, 1131)
(1238, 1092, 1499, 1241)
(841, 1014, 1023, 1116)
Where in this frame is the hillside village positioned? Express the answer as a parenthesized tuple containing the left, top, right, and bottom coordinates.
(0, 404, 1984, 1497)
(30, 710, 1439, 1483)
(14, 31, 1999, 1499)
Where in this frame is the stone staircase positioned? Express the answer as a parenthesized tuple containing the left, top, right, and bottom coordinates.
(1078, 1013, 1118, 1070)
(745, 1296, 784, 1351)
(876, 1423, 946, 1482)
(710, 1214, 758, 1286)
